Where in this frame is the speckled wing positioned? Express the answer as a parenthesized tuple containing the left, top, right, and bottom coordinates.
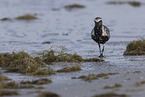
(103, 25, 110, 40)
(91, 28, 99, 42)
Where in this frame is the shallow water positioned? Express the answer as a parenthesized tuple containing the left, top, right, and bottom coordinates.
(1, 0, 145, 97)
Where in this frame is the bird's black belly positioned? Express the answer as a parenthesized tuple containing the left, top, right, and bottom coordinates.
(92, 35, 109, 44)
(99, 36, 109, 44)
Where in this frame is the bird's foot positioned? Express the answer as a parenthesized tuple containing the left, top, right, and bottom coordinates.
(99, 54, 104, 57)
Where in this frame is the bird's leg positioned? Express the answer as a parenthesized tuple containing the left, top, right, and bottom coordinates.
(101, 44, 105, 57)
(98, 43, 103, 57)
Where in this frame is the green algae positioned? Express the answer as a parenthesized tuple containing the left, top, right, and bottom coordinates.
(126, 89, 144, 92)
(93, 93, 128, 97)
(85, 74, 98, 82)
(0, 52, 14, 67)
(0, 51, 53, 75)
(34, 67, 55, 75)
(0, 81, 35, 89)
(104, 83, 122, 89)
(106, 1, 141, 7)
(8, 57, 40, 74)
(64, 4, 85, 10)
(76, 73, 119, 82)
(0, 49, 103, 76)
(42, 41, 51, 44)
(0, 74, 11, 82)
(57, 64, 81, 73)
(20, 78, 52, 85)
(0, 89, 19, 96)
(41, 49, 83, 62)
(34, 57, 45, 65)
(0, 17, 11, 21)
(134, 80, 145, 87)
(40, 48, 104, 63)
(128, 1, 141, 7)
(15, 14, 37, 20)
(83, 58, 104, 62)
(52, 8, 60, 11)
(106, 1, 125, 5)
(124, 38, 145, 55)
(132, 71, 141, 73)
(78, 75, 86, 79)
(0, 14, 37, 21)
(1, 81, 19, 89)
(38, 91, 60, 97)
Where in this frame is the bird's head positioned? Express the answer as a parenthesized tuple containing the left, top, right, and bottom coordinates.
(94, 17, 102, 26)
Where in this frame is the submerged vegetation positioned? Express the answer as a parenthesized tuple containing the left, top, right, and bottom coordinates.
(64, 4, 85, 10)
(0, 48, 103, 76)
(83, 58, 104, 62)
(41, 49, 83, 62)
(106, 1, 141, 7)
(0, 89, 19, 96)
(124, 38, 145, 55)
(74, 73, 118, 82)
(104, 83, 122, 89)
(57, 64, 81, 72)
(0, 51, 53, 75)
(34, 67, 55, 75)
(20, 78, 52, 85)
(0, 14, 37, 21)
(15, 14, 37, 20)
(1, 81, 35, 89)
(1, 81, 19, 89)
(0, 17, 11, 21)
(0, 47, 104, 96)
(0, 78, 51, 89)
(0, 74, 11, 82)
(92, 93, 128, 97)
(40, 48, 104, 63)
(38, 91, 60, 97)
(134, 80, 145, 87)
(42, 41, 51, 44)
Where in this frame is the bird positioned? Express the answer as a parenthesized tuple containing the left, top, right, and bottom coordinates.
(91, 17, 110, 57)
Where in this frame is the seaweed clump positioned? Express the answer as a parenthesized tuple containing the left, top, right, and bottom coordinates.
(104, 83, 122, 89)
(57, 64, 81, 72)
(41, 49, 83, 63)
(0, 74, 11, 82)
(15, 14, 37, 20)
(41, 48, 104, 63)
(1, 81, 19, 89)
(0, 51, 54, 75)
(38, 91, 60, 97)
(124, 38, 145, 55)
(0, 89, 19, 96)
(83, 58, 104, 62)
(134, 80, 145, 87)
(106, 1, 141, 7)
(0, 81, 35, 89)
(42, 41, 51, 44)
(0, 17, 11, 21)
(34, 67, 55, 75)
(20, 78, 52, 85)
(64, 4, 85, 10)
(92, 93, 128, 97)
(128, 1, 141, 7)
(76, 73, 118, 82)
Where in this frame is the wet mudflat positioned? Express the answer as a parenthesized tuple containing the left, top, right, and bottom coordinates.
(1, 0, 145, 97)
